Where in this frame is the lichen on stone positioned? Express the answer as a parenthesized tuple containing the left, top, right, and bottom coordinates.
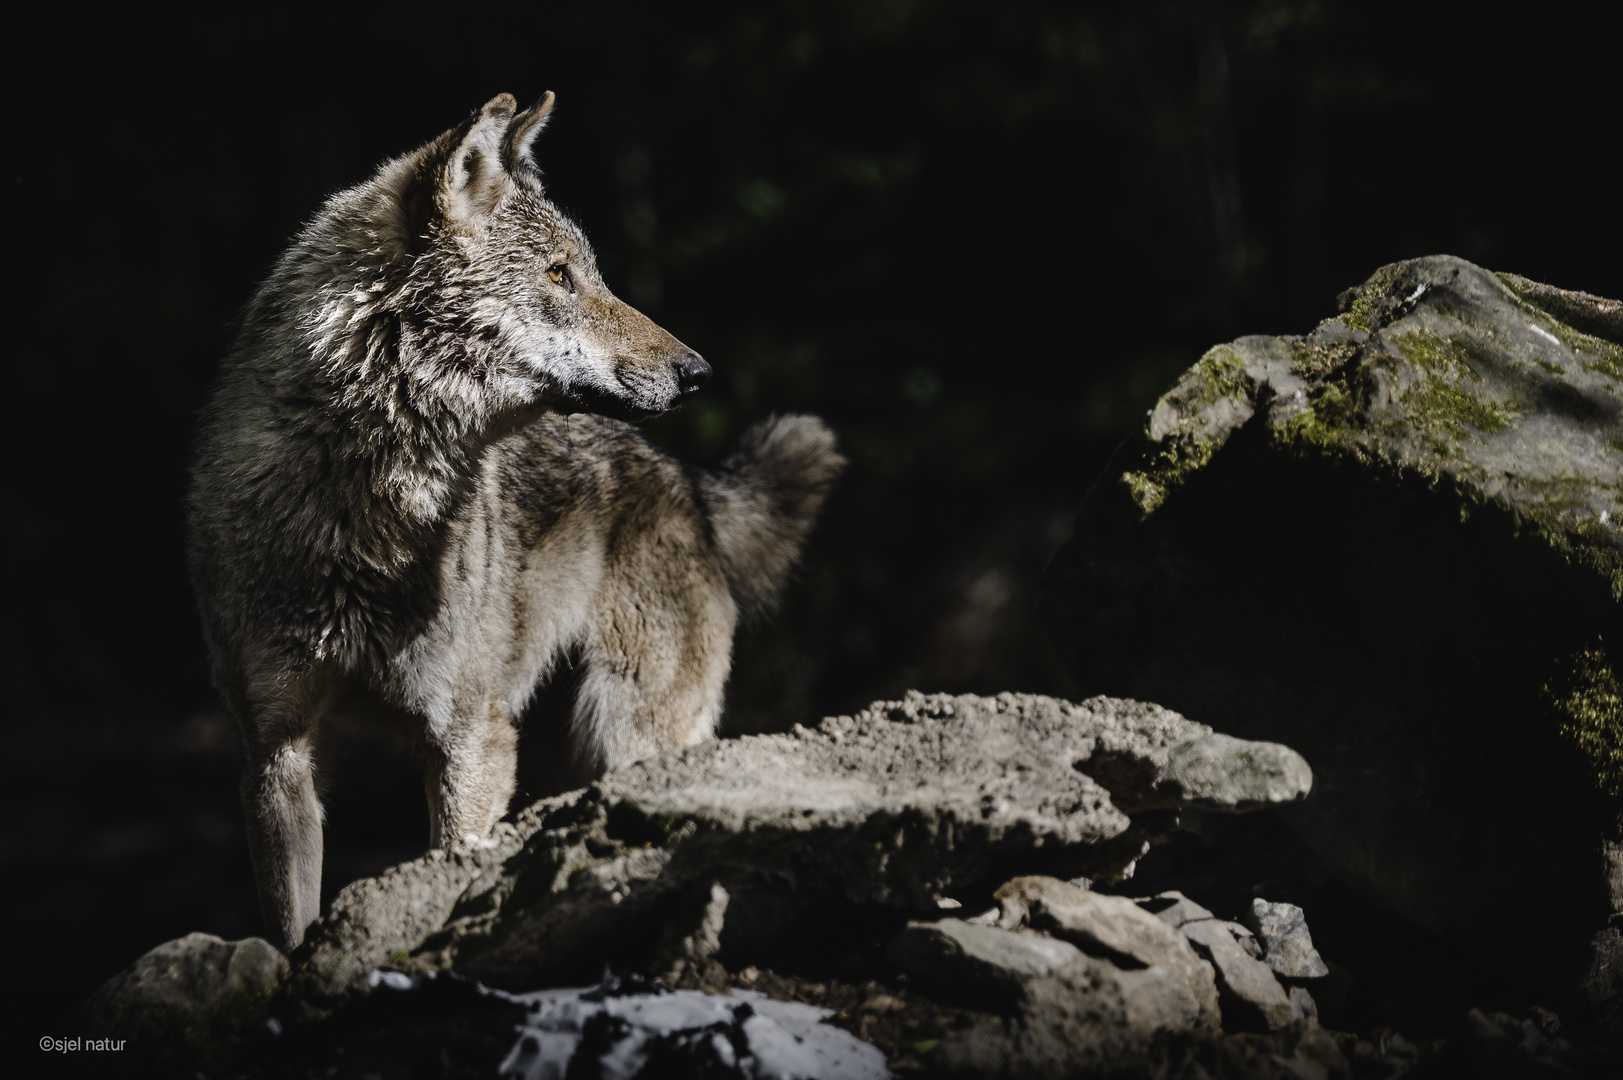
(1121, 438, 1219, 517)
(1518, 506, 1623, 602)
(1277, 380, 1358, 455)
(1543, 640, 1623, 799)
(1121, 347, 1254, 517)
(1336, 262, 1408, 334)
(1288, 339, 1360, 380)
(1367, 329, 1512, 445)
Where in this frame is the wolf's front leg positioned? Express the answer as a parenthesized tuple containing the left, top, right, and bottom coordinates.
(238, 696, 327, 951)
(424, 696, 520, 849)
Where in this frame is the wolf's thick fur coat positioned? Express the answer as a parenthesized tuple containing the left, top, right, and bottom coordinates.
(187, 94, 842, 948)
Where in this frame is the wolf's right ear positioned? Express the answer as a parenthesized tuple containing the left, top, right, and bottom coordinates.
(503, 92, 556, 176)
(438, 93, 519, 230)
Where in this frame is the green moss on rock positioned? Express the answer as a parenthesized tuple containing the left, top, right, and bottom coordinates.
(1544, 641, 1623, 799)
(1122, 438, 1219, 517)
(1120, 346, 1256, 517)
(1388, 330, 1513, 439)
(1278, 381, 1357, 454)
(1338, 262, 1407, 333)
(1197, 346, 1250, 402)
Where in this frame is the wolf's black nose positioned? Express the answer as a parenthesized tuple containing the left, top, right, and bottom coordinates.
(677, 354, 712, 394)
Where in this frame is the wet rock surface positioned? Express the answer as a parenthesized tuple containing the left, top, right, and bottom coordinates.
(1043, 256, 1623, 1005)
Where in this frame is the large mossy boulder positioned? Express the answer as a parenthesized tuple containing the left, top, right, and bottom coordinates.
(1043, 255, 1623, 1011)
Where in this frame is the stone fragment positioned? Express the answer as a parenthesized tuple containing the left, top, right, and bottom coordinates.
(656, 880, 730, 989)
(993, 875, 1219, 1027)
(860, 993, 905, 1014)
(1181, 919, 1293, 1032)
(1223, 921, 1262, 959)
(1135, 890, 1215, 928)
(1243, 898, 1330, 979)
(887, 918, 1081, 1010)
(81, 933, 287, 1071)
(1288, 985, 1318, 1023)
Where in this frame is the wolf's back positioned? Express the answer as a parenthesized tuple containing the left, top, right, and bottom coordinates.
(699, 415, 844, 614)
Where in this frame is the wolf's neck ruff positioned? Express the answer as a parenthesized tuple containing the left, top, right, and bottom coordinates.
(210, 263, 489, 666)
(200, 142, 566, 668)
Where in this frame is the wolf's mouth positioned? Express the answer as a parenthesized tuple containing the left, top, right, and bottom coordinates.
(553, 379, 663, 423)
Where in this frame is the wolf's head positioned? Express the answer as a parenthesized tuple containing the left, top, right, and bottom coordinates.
(296, 93, 708, 428)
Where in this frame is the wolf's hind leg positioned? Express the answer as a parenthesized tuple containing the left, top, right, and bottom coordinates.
(571, 579, 735, 776)
(240, 729, 325, 951)
(424, 696, 519, 849)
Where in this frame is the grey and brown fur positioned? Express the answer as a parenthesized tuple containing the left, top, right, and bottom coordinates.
(187, 93, 842, 949)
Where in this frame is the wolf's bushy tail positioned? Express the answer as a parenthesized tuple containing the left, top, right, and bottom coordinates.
(699, 414, 844, 615)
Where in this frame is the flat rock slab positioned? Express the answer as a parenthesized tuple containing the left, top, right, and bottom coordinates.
(993, 876, 1219, 1027)
(1043, 255, 1623, 999)
(1181, 919, 1294, 1032)
(888, 919, 1082, 1010)
(281, 691, 1308, 1006)
(933, 958, 1207, 1078)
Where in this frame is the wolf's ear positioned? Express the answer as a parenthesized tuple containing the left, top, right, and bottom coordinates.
(503, 92, 556, 176)
(439, 93, 519, 228)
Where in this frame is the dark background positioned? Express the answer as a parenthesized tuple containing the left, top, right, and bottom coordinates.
(6, 0, 1620, 1040)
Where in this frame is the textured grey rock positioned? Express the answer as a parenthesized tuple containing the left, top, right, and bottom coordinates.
(933, 957, 1204, 1078)
(1155, 734, 1314, 812)
(657, 880, 731, 988)
(1288, 985, 1319, 1024)
(292, 794, 570, 1008)
(888, 918, 1082, 1009)
(81, 933, 287, 1069)
(992, 875, 1219, 1027)
(495, 982, 889, 1080)
(1244, 898, 1329, 979)
(1181, 919, 1294, 1032)
(280, 691, 1308, 1007)
(1044, 255, 1623, 999)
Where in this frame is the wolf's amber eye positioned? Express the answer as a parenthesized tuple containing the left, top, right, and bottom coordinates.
(547, 264, 567, 285)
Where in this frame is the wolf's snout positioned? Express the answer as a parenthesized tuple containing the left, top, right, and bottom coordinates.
(676, 354, 712, 395)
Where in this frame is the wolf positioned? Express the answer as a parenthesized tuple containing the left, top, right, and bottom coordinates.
(187, 93, 842, 950)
